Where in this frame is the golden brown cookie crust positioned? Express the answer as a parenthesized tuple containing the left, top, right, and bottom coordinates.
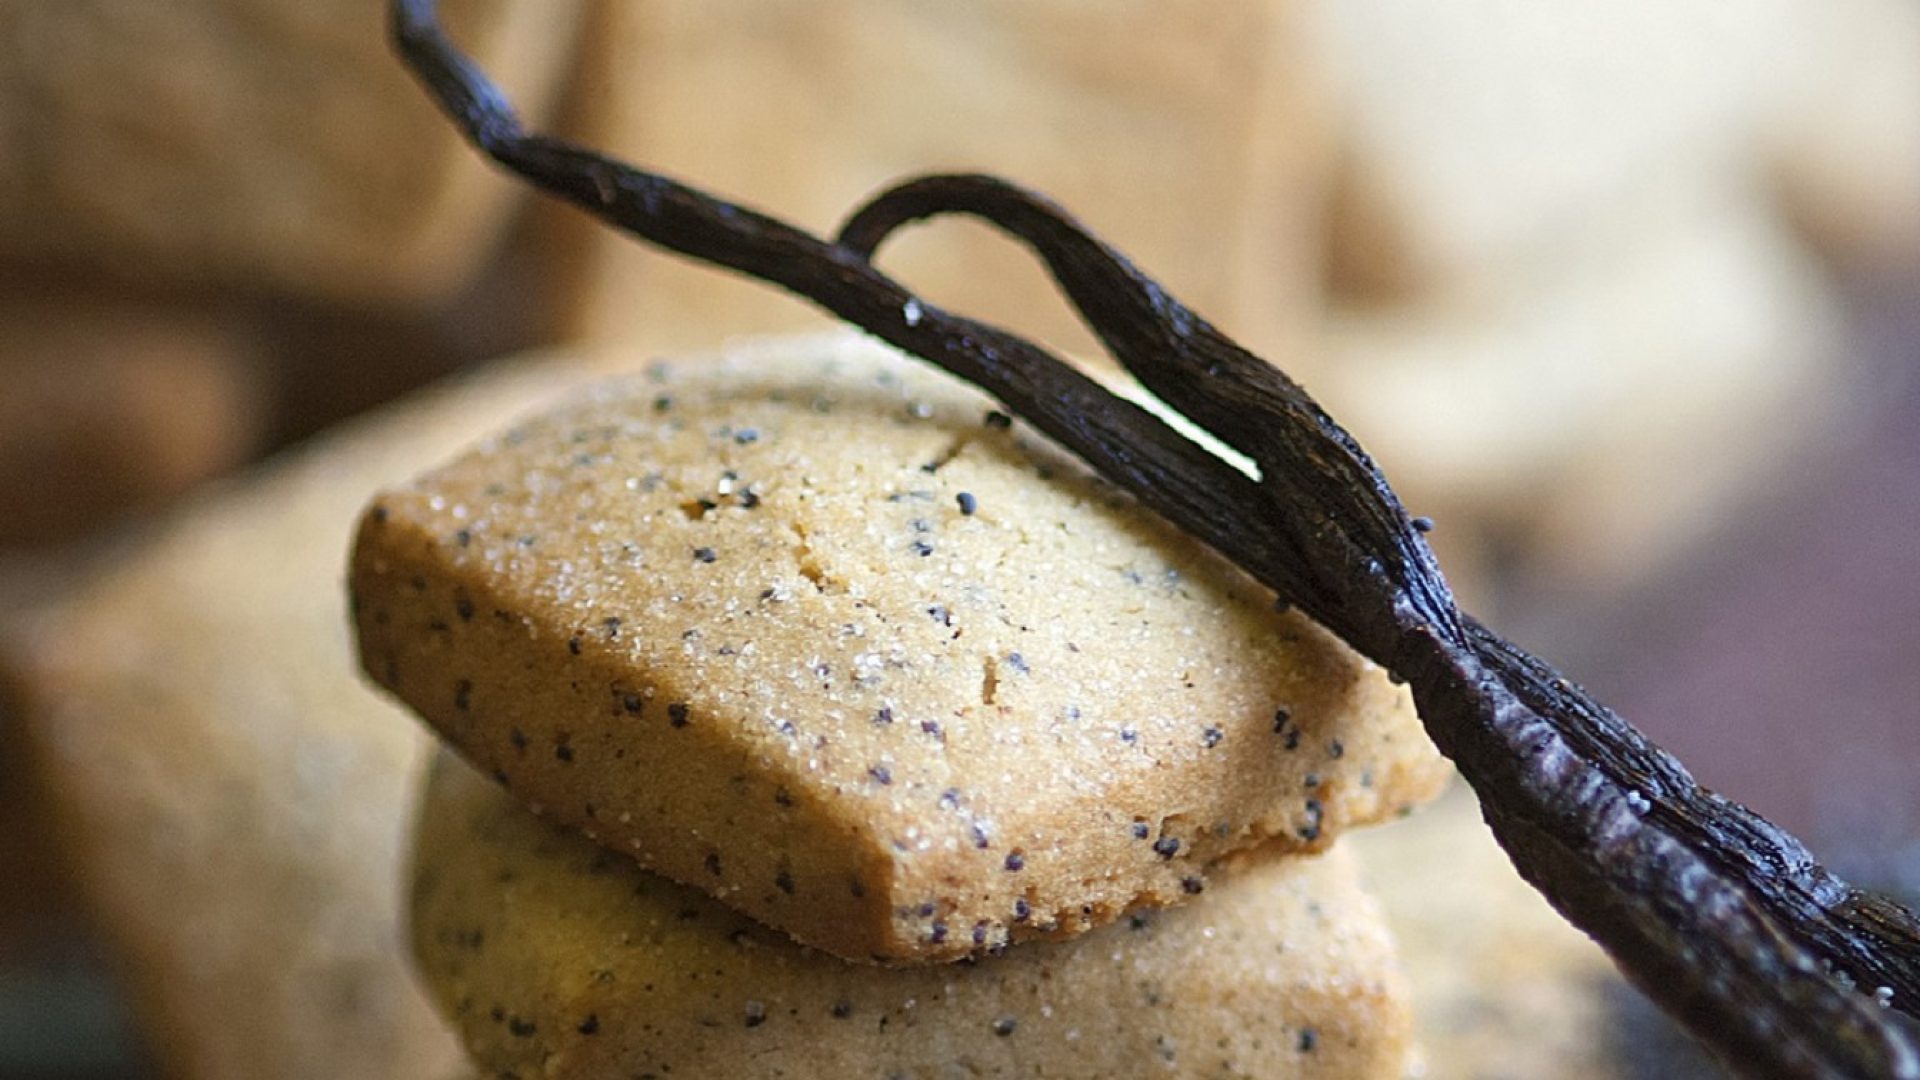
(413, 751, 1414, 1080)
(354, 333, 1449, 964)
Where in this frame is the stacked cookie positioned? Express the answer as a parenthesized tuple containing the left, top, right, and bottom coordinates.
(354, 333, 1450, 1077)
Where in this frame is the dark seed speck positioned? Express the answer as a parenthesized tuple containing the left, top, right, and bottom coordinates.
(1299, 799, 1324, 842)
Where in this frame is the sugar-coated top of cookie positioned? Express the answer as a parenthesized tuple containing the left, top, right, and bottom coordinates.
(355, 332, 1446, 962)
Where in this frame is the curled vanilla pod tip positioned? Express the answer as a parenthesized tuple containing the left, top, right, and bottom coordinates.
(389, 2, 1920, 1074)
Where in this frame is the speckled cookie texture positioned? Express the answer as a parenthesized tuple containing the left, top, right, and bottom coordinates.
(352, 331, 1449, 964)
(414, 752, 1414, 1080)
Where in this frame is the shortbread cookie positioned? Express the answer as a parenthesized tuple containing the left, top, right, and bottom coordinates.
(413, 751, 1414, 1080)
(0, 354, 621, 1080)
(0, 0, 583, 305)
(1297, 0, 1915, 600)
(1352, 790, 1636, 1080)
(1314, 199, 1845, 596)
(0, 296, 264, 545)
(354, 332, 1449, 964)
(553, 0, 1331, 363)
(1307, 0, 1920, 301)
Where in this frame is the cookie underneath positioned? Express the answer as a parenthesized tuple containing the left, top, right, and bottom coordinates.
(413, 750, 1414, 1080)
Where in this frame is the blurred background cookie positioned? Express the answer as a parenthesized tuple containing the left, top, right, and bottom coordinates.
(0, 0, 586, 549)
(0, 0, 582, 304)
(1351, 788, 1724, 1079)
(1300, 0, 1920, 600)
(0, 288, 264, 547)
(2, 355, 610, 1080)
(547, 0, 1335, 367)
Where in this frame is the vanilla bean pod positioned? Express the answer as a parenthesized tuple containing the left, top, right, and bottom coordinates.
(837, 176, 1920, 1077)
(392, 2, 1920, 1073)
(838, 175, 1920, 1042)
